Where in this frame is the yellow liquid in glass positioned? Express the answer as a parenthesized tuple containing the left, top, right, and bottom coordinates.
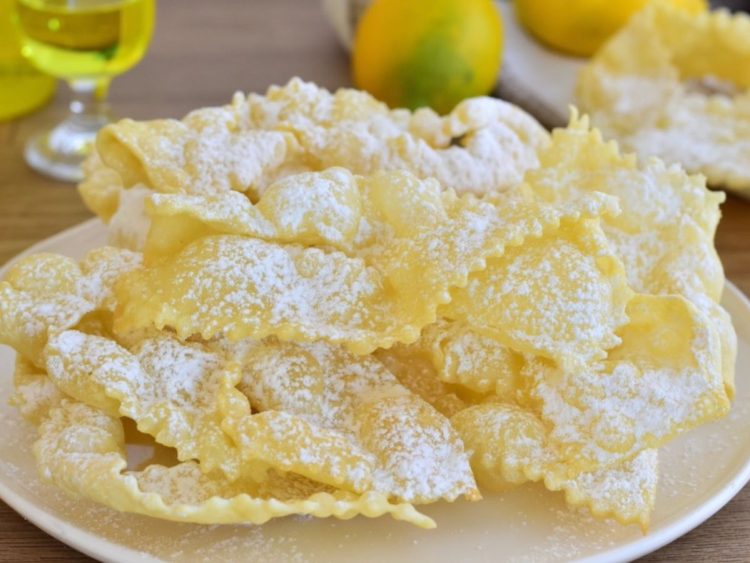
(0, 0, 55, 121)
(15, 0, 155, 81)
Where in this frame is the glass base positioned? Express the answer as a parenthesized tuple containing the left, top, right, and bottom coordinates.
(24, 86, 111, 183)
(24, 130, 88, 183)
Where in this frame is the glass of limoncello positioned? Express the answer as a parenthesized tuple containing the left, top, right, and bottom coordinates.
(14, 0, 155, 182)
(0, 0, 56, 121)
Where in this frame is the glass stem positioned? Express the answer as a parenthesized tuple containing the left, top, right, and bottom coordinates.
(47, 78, 112, 157)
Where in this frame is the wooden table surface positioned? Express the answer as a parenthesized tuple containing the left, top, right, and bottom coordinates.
(1, 1, 749, 561)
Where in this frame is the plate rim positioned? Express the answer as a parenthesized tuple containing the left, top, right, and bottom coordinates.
(1, 219, 749, 563)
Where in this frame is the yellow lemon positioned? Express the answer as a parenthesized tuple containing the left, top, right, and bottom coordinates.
(352, 0, 503, 114)
(515, 0, 707, 57)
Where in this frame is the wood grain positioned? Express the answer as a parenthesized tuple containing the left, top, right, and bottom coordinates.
(0, 0, 748, 561)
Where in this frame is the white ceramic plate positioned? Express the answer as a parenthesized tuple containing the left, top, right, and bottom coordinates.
(495, 0, 584, 127)
(1, 220, 750, 563)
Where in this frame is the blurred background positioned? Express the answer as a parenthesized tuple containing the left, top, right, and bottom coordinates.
(2, 0, 748, 182)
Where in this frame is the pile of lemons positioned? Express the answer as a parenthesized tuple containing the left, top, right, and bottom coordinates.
(516, 0, 706, 56)
(350, 0, 707, 114)
(353, 0, 502, 115)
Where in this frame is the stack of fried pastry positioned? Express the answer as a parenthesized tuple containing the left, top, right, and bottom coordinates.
(578, 2, 750, 193)
(0, 80, 735, 531)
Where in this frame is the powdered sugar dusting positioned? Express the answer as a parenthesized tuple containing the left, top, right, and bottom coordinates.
(107, 185, 154, 251)
(230, 338, 477, 503)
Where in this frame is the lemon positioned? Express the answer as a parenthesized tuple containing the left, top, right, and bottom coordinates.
(515, 0, 707, 57)
(352, 0, 502, 115)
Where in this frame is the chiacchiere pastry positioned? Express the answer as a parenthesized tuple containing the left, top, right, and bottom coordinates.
(0, 80, 735, 532)
(577, 3, 750, 194)
(78, 78, 550, 251)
